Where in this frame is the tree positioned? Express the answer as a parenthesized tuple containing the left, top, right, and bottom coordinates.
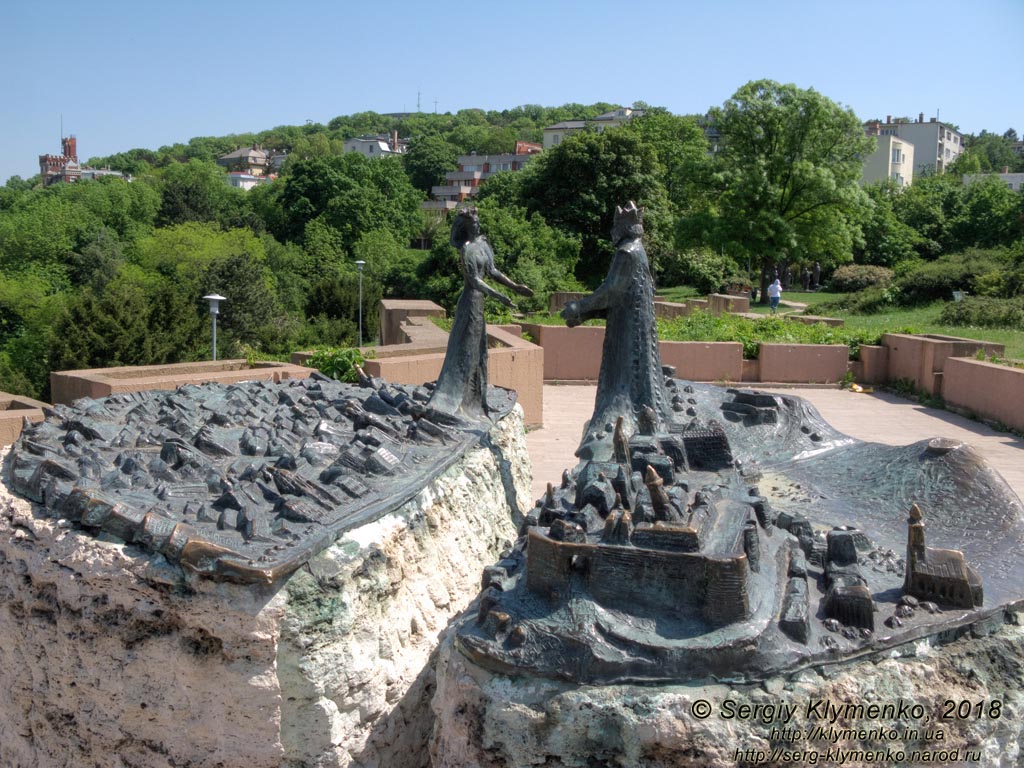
(622, 109, 707, 209)
(678, 80, 874, 299)
(890, 173, 964, 257)
(202, 250, 281, 350)
(305, 273, 382, 345)
(962, 131, 1020, 173)
(952, 176, 1023, 249)
(352, 229, 423, 298)
(273, 154, 422, 250)
(156, 159, 241, 227)
(68, 226, 125, 289)
(856, 183, 923, 267)
(474, 199, 581, 313)
(516, 129, 670, 285)
(404, 135, 458, 193)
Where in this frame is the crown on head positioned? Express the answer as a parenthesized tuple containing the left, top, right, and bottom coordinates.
(613, 200, 643, 227)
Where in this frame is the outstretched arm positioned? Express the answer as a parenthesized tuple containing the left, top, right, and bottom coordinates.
(486, 253, 534, 298)
(472, 276, 515, 308)
(561, 248, 630, 326)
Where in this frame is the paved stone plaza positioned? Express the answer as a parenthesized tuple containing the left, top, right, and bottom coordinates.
(526, 384, 1024, 504)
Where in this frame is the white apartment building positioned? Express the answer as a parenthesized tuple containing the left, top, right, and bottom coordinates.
(542, 108, 643, 149)
(861, 131, 915, 187)
(868, 114, 963, 175)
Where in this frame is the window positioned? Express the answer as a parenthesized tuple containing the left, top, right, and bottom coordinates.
(891, 147, 902, 164)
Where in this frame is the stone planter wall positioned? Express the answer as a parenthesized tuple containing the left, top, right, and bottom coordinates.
(757, 343, 850, 384)
(708, 293, 750, 315)
(50, 361, 315, 406)
(660, 341, 743, 383)
(943, 357, 1024, 432)
(378, 299, 446, 347)
(881, 333, 1004, 396)
(0, 394, 47, 448)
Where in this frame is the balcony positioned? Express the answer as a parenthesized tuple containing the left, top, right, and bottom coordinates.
(432, 185, 472, 198)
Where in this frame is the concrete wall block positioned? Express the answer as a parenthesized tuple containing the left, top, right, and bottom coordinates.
(943, 357, 1024, 432)
(758, 344, 849, 384)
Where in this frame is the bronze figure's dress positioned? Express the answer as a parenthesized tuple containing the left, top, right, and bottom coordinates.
(429, 209, 532, 419)
(563, 204, 674, 459)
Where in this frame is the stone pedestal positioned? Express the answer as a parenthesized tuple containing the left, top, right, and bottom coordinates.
(0, 407, 530, 768)
(431, 615, 1024, 768)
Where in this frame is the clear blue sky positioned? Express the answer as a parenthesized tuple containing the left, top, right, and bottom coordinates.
(3, 0, 1021, 184)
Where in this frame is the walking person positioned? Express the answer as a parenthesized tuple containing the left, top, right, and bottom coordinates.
(768, 278, 782, 315)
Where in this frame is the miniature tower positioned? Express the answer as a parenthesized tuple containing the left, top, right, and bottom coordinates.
(612, 416, 630, 464)
(645, 465, 672, 520)
(905, 503, 926, 591)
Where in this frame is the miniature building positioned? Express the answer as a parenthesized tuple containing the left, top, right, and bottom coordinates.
(526, 522, 750, 627)
(823, 528, 875, 630)
(722, 389, 779, 425)
(904, 503, 983, 609)
(681, 421, 733, 470)
(525, 414, 754, 627)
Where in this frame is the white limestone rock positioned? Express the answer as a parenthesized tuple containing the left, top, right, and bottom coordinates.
(0, 405, 529, 768)
(430, 612, 1024, 767)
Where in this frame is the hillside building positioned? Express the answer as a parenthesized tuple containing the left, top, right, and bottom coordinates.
(861, 126, 915, 187)
(865, 114, 963, 175)
(422, 142, 541, 213)
(343, 133, 407, 158)
(39, 136, 126, 186)
(542, 108, 643, 149)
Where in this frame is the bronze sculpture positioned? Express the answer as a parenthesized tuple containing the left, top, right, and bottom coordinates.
(453, 202, 1020, 685)
(561, 202, 673, 460)
(428, 208, 532, 420)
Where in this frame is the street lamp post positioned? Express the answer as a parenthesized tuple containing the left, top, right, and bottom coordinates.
(203, 294, 226, 361)
(354, 260, 366, 347)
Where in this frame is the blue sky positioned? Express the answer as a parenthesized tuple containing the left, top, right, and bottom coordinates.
(3, 0, 1022, 184)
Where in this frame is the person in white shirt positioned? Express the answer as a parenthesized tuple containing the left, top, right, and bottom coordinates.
(768, 279, 782, 315)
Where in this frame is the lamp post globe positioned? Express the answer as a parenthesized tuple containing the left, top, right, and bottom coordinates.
(202, 294, 226, 361)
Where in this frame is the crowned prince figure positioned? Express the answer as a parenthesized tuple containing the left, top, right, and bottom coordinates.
(561, 202, 674, 460)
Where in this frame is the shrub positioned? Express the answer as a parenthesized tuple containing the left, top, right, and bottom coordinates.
(829, 264, 893, 293)
(892, 250, 1007, 306)
(673, 248, 744, 295)
(938, 296, 1024, 330)
(816, 285, 900, 315)
(656, 310, 885, 359)
(307, 347, 366, 383)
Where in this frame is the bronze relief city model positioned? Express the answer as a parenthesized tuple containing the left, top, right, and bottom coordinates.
(455, 202, 1022, 683)
(8, 202, 1024, 683)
